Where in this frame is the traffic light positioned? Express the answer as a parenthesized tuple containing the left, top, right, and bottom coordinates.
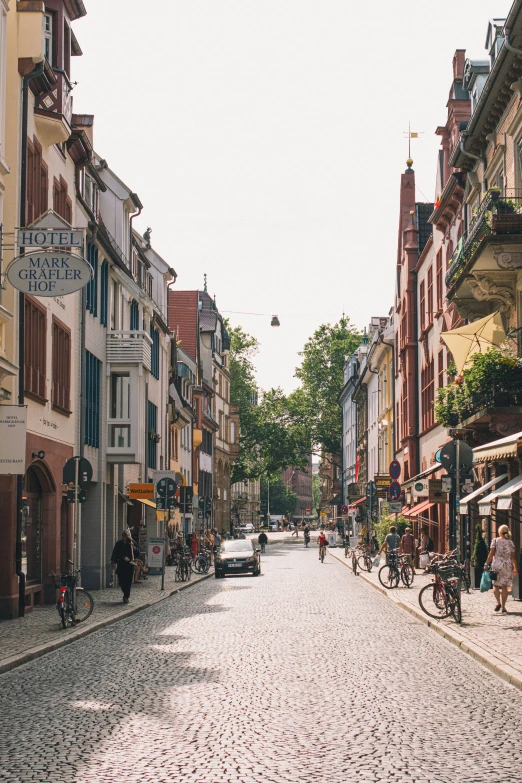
(198, 496, 205, 512)
(205, 496, 212, 516)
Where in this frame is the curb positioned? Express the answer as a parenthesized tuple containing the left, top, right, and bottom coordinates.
(0, 571, 213, 676)
(329, 549, 522, 693)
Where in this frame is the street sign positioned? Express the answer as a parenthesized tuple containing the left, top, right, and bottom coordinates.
(389, 460, 401, 480)
(156, 477, 177, 502)
(7, 251, 93, 296)
(341, 504, 348, 515)
(439, 440, 473, 473)
(389, 501, 402, 514)
(388, 481, 402, 501)
(0, 406, 26, 475)
(374, 475, 392, 488)
(441, 476, 452, 493)
(129, 483, 154, 499)
(152, 470, 177, 484)
(429, 479, 446, 503)
(63, 456, 93, 489)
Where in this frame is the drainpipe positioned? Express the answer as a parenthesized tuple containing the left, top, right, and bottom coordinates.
(128, 193, 143, 267)
(380, 337, 396, 462)
(504, 34, 522, 55)
(459, 139, 487, 192)
(16, 59, 45, 618)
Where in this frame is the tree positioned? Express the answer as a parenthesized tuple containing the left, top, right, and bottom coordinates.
(312, 473, 321, 514)
(472, 523, 488, 569)
(294, 317, 361, 457)
(226, 323, 261, 482)
(260, 475, 298, 517)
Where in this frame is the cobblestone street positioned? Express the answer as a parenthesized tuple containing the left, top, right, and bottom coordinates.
(1, 542, 522, 783)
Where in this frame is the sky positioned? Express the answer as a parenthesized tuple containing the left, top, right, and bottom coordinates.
(73, 0, 511, 393)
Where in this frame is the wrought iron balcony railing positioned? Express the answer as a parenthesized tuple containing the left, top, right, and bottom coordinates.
(446, 188, 522, 289)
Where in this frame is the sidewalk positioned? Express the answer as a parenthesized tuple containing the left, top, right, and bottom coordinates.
(329, 546, 522, 691)
(0, 566, 212, 675)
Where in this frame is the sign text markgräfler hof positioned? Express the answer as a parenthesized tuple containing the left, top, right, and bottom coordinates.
(7, 251, 93, 296)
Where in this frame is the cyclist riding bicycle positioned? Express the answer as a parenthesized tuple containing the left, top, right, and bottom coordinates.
(317, 530, 327, 561)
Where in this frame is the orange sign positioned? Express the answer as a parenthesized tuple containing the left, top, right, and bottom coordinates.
(129, 483, 154, 499)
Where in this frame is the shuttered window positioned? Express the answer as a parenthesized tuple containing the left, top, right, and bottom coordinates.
(100, 260, 109, 326)
(53, 176, 72, 223)
(85, 351, 101, 448)
(130, 299, 139, 330)
(86, 243, 99, 316)
(24, 296, 47, 400)
(147, 401, 158, 469)
(26, 137, 48, 225)
(52, 317, 71, 412)
(150, 325, 160, 379)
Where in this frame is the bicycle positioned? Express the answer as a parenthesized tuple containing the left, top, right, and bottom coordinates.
(51, 560, 94, 628)
(357, 546, 373, 573)
(175, 549, 192, 582)
(378, 551, 414, 589)
(191, 550, 211, 574)
(418, 559, 462, 623)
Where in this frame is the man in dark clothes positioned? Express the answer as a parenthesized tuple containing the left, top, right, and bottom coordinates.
(111, 529, 136, 604)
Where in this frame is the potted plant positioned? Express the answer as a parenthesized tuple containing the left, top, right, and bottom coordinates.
(471, 523, 488, 589)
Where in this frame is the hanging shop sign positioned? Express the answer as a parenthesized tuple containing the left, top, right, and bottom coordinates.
(0, 406, 26, 474)
(17, 227, 83, 249)
(6, 251, 92, 296)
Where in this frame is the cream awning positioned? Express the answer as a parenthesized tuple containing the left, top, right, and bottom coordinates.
(459, 473, 508, 512)
(497, 475, 522, 511)
(473, 431, 522, 463)
(402, 464, 440, 489)
(479, 474, 522, 515)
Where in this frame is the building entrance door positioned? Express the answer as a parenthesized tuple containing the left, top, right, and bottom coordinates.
(22, 468, 43, 584)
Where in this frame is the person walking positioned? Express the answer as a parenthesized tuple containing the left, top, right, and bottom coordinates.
(258, 530, 268, 553)
(190, 532, 199, 558)
(400, 526, 416, 573)
(379, 525, 401, 564)
(485, 525, 518, 614)
(111, 529, 136, 604)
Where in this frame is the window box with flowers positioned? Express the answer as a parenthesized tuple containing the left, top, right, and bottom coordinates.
(148, 430, 161, 443)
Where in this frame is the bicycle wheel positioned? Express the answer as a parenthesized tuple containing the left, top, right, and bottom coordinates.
(58, 600, 68, 629)
(175, 564, 183, 582)
(185, 560, 192, 581)
(73, 588, 94, 622)
(401, 564, 414, 588)
(461, 570, 471, 594)
(357, 555, 372, 572)
(378, 565, 399, 589)
(418, 583, 451, 619)
(450, 589, 462, 623)
(352, 554, 358, 575)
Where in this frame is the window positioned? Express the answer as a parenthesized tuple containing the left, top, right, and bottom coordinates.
(130, 299, 139, 331)
(26, 137, 48, 225)
(438, 348, 445, 388)
(83, 174, 98, 216)
(436, 250, 443, 312)
(147, 401, 158, 469)
(44, 13, 53, 64)
(419, 279, 426, 331)
(109, 373, 130, 448)
(427, 265, 433, 324)
(24, 296, 46, 400)
(421, 358, 435, 432)
(110, 281, 119, 330)
(100, 260, 109, 327)
(86, 243, 98, 316)
(230, 421, 236, 444)
(150, 325, 160, 379)
(63, 21, 71, 78)
(85, 352, 101, 448)
(52, 317, 71, 412)
(53, 176, 72, 223)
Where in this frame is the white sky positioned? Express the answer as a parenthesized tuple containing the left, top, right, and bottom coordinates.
(73, 0, 510, 393)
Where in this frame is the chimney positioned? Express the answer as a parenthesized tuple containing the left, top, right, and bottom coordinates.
(453, 50, 466, 82)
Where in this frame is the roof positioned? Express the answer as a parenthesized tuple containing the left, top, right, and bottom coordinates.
(199, 309, 217, 333)
(168, 290, 199, 361)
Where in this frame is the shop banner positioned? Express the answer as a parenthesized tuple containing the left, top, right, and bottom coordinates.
(0, 406, 26, 474)
(148, 537, 164, 572)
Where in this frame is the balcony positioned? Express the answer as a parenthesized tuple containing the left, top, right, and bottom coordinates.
(34, 67, 73, 146)
(446, 189, 522, 314)
(106, 331, 152, 370)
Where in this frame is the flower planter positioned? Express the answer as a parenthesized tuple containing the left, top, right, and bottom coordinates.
(471, 565, 484, 590)
(492, 213, 522, 234)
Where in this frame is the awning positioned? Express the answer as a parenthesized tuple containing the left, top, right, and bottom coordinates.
(136, 498, 156, 509)
(473, 431, 522, 463)
(497, 475, 522, 511)
(118, 490, 134, 506)
(402, 464, 440, 489)
(348, 497, 365, 509)
(479, 474, 522, 515)
(404, 500, 433, 519)
(459, 473, 508, 512)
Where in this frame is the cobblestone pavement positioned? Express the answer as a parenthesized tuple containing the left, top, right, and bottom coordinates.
(0, 566, 210, 668)
(1, 542, 522, 783)
(328, 546, 522, 678)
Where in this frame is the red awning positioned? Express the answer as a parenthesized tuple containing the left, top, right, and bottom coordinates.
(404, 499, 431, 518)
(348, 497, 365, 509)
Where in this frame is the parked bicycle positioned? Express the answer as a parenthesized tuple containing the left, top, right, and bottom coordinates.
(418, 554, 462, 623)
(191, 550, 211, 574)
(51, 560, 94, 628)
(356, 545, 373, 573)
(378, 550, 414, 589)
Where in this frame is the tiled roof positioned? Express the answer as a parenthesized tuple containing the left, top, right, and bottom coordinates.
(168, 290, 199, 360)
(200, 310, 217, 332)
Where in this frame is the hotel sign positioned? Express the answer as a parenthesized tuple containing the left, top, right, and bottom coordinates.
(7, 252, 93, 296)
(17, 228, 83, 248)
(0, 406, 26, 474)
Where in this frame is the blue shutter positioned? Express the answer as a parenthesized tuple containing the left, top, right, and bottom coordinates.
(130, 300, 139, 330)
(100, 260, 108, 327)
(86, 244, 99, 317)
(150, 325, 160, 379)
(85, 351, 101, 448)
(147, 401, 158, 469)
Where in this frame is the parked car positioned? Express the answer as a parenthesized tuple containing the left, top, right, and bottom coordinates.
(239, 523, 254, 534)
(215, 539, 261, 578)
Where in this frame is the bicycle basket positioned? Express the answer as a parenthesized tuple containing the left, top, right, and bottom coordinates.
(437, 564, 462, 582)
(51, 573, 75, 589)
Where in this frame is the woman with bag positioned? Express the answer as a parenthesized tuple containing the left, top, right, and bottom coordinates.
(484, 525, 518, 614)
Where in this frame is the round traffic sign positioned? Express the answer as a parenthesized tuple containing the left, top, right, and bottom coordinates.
(341, 504, 348, 514)
(388, 481, 402, 501)
(439, 440, 473, 472)
(152, 545, 161, 554)
(389, 460, 401, 480)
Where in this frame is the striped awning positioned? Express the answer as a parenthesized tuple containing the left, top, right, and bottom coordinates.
(404, 500, 433, 519)
(459, 474, 508, 513)
(479, 474, 522, 515)
(473, 431, 522, 463)
(348, 497, 365, 510)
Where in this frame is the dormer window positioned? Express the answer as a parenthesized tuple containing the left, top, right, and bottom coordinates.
(44, 13, 53, 64)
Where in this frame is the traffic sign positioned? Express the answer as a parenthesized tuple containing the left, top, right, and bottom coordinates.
(156, 477, 177, 502)
(388, 501, 402, 514)
(439, 440, 473, 473)
(366, 480, 377, 497)
(341, 504, 348, 515)
(388, 481, 402, 501)
(389, 460, 401, 480)
(63, 456, 93, 489)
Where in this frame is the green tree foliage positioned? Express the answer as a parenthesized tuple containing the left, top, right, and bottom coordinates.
(471, 523, 489, 569)
(374, 505, 407, 546)
(260, 475, 298, 517)
(312, 472, 321, 514)
(294, 317, 361, 457)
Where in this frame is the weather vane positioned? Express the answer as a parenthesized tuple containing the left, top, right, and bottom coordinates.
(404, 121, 423, 163)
